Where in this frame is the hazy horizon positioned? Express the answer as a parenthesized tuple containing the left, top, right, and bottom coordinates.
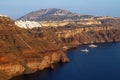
(0, 0, 120, 19)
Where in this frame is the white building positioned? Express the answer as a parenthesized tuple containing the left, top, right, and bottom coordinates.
(15, 20, 42, 29)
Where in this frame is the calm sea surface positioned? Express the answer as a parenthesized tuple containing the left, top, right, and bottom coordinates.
(11, 43, 120, 80)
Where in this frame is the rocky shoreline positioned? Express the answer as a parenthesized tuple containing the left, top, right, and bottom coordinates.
(0, 15, 120, 80)
(10, 41, 120, 80)
(0, 51, 69, 80)
(0, 16, 70, 80)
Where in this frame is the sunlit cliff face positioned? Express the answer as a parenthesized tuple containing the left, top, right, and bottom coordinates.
(0, 15, 69, 80)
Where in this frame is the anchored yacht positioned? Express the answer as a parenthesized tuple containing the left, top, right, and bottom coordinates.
(81, 49, 89, 52)
(89, 44, 97, 48)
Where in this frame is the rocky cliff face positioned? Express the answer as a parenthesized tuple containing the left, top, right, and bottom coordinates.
(0, 14, 120, 80)
(27, 20, 120, 49)
(55, 25, 120, 48)
(0, 16, 69, 80)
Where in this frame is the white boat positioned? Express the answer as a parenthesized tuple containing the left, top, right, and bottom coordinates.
(89, 44, 97, 48)
(81, 49, 89, 52)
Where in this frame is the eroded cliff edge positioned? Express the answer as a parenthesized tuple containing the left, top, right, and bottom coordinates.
(0, 15, 120, 80)
(55, 24, 120, 48)
(31, 22, 120, 50)
(0, 16, 69, 80)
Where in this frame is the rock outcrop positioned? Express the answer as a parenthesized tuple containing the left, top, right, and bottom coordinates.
(0, 13, 120, 80)
(0, 16, 69, 80)
(55, 25, 120, 46)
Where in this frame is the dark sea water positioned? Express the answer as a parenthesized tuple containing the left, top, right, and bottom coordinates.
(11, 43, 120, 80)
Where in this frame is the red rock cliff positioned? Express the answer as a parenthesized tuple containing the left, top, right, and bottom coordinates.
(0, 16, 69, 80)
